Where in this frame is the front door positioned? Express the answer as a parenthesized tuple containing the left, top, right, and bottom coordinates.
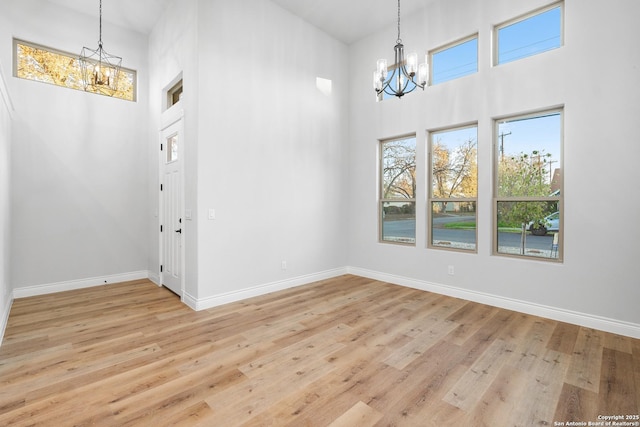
(160, 119, 183, 296)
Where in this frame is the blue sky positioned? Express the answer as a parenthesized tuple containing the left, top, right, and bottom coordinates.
(428, 5, 561, 86)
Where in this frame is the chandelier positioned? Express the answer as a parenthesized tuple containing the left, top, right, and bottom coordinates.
(79, 0, 122, 96)
(373, 0, 427, 100)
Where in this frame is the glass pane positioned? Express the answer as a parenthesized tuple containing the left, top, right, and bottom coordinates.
(497, 112, 562, 198)
(15, 40, 136, 101)
(167, 135, 178, 163)
(431, 201, 476, 250)
(382, 201, 416, 244)
(432, 126, 477, 198)
(497, 6, 562, 65)
(381, 66, 420, 101)
(497, 201, 560, 259)
(382, 137, 416, 199)
(432, 37, 478, 85)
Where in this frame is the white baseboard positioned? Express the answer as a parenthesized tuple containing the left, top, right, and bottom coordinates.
(190, 267, 349, 311)
(148, 271, 161, 286)
(13, 271, 151, 299)
(7, 267, 639, 339)
(0, 291, 12, 346)
(347, 267, 640, 339)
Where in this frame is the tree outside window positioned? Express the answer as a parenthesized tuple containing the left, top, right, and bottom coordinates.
(495, 111, 562, 259)
(14, 39, 136, 101)
(429, 125, 478, 251)
(380, 136, 416, 244)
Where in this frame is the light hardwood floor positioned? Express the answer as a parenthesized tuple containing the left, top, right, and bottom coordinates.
(0, 275, 638, 426)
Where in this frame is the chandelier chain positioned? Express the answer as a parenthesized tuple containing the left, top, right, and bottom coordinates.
(396, 0, 402, 43)
(98, 0, 103, 47)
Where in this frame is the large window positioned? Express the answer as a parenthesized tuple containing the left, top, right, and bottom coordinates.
(14, 39, 136, 101)
(380, 136, 416, 244)
(495, 3, 563, 65)
(495, 110, 563, 260)
(429, 125, 478, 251)
(431, 35, 478, 85)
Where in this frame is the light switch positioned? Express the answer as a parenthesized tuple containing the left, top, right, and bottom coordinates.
(185, 209, 192, 220)
(208, 208, 215, 220)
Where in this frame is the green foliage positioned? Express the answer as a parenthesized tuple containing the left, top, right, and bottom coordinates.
(498, 150, 553, 226)
(497, 149, 555, 254)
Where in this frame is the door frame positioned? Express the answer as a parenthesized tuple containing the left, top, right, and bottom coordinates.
(159, 106, 185, 299)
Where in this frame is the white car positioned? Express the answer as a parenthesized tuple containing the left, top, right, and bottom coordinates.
(528, 211, 559, 236)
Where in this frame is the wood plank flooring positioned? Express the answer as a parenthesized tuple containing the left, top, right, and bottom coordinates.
(0, 275, 638, 426)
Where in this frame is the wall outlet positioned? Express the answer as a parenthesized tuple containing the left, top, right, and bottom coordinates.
(281, 261, 287, 270)
(448, 265, 455, 276)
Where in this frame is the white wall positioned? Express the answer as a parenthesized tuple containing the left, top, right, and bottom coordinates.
(147, 0, 200, 293)
(0, 0, 150, 291)
(148, 0, 349, 306)
(192, 0, 349, 304)
(348, 0, 640, 333)
(0, 60, 13, 342)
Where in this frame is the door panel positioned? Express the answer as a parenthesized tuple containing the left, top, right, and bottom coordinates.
(161, 121, 183, 296)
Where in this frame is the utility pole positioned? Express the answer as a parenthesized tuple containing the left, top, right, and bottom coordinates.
(548, 159, 558, 183)
(499, 131, 511, 161)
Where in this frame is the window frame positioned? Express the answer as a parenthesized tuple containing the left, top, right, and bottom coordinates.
(13, 38, 137, 101)
(379, 134, 417, 246)
(493, 108, 564, 261)
(429, 34, 478, 86)
(493, 2, 564, 66)
(428, 123, 479, 252)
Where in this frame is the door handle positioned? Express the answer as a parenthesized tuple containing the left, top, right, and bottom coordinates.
(175, 228, 182, 233)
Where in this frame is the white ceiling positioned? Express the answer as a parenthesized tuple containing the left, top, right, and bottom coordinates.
(269, 0, 427, 44)
(47, 0, 427, 44)
(47, 0, 174, 35)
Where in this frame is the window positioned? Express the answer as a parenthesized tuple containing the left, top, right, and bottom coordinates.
(14, 39, 136, 101)
(429, 125, 478, 251)
(380, 136, 416, 244)
(166, 134, 178, 163)
(431, 35, 478, 85)
(495, 3, 563, 65)
(495, 110, 563, 260)
(167, 79, 183, 108)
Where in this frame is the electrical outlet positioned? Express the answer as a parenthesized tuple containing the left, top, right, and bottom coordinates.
(448, 265, 455, 276)
(281, 261, 287, 270)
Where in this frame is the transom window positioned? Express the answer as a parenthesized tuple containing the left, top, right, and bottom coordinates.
(13, 39, 136, 101)
(494, 3, 563, 65)
(494, 109, 563, 260)
(429, 125, 478, 251)
(380, 136, 416, 244)
(430, 35, 478, 85)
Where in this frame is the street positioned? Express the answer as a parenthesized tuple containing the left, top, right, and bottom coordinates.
(383, 218, 556, 252)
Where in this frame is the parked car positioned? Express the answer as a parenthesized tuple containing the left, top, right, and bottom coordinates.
(528, 211, 559, 236)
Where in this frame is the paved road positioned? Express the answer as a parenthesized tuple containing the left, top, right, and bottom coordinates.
(383, 219, 555, 251)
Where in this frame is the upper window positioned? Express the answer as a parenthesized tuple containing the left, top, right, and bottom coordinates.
(429, 125, 478, 251)
(380, 136, 416, 245)
(495, 3, 563, 65)
(431, 35, 478, 85)
(14, 39, 136, 101)
(494, 110, 563, 260)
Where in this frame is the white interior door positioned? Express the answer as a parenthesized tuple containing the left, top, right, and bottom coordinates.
(160, 119, 183, 296)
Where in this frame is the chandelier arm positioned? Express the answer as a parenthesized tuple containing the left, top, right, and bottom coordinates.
(373, 0, 426, 100)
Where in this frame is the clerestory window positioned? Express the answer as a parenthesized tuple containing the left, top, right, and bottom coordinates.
(13, 39, 136, 101)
